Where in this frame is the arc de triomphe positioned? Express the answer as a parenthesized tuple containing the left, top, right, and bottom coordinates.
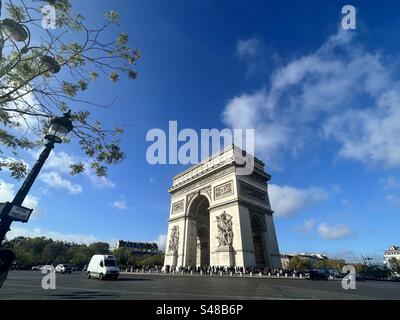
(164, 145, 282, 269)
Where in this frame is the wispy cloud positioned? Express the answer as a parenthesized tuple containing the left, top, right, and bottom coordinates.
(236, 36, 279, 76)
(33, 150, 116, 189)
(86, 169, 116, 189)
(39, 171, 83, 194)
(153, 234, 167, 252)
(380, 176, 400, 190)
(111, 198, 128, 210)
(317, 223, 351, 240)
(385, 194, 400, 206)
(293, 219, 316, 233)
(0, 179, 40, 218)
(7, 226, 99, 244)
(224, 28, 400, 169)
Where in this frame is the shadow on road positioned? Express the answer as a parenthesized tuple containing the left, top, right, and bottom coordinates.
(116, 277, 153, 282)
(51, 291, 117, 299)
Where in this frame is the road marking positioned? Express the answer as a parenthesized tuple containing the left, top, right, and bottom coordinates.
(4, 282, 306, 300)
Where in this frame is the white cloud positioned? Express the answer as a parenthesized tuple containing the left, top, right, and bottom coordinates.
(386, 194, 400, 206)
(268, 184, 328, 217)
(0, 179, 40, 218)
(85, 169, 116, 189)
(222, 90, 292, 165)
(236, 36, 279, 76)
(32, 150, 116, 189)
(317, 223, 351, 240)
(111, 198, 127, 210)
(380, 176, 400, 190)
(44, 151, 76, 174)
(324, 88, 400, 167)
(294, 219, 316, 233)
(236, 37, 263, 59)
(154, 234, 167, 252)
(7, 226, 99, 244)
(39, 171, 83, 194)
(9, 91, 44, 139)
(223, 27, 400, 168)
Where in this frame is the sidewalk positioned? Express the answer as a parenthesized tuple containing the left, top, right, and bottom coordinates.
(120, 270, 308, 280)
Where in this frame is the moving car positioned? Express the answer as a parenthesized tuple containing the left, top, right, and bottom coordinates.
(31, 265, 43, 271)
(55, 264, 72, 274)
(40, 265, 54, 273)
(86, 255, 119, 280)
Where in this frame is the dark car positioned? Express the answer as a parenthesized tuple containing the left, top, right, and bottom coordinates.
(307, 269, 329, 280)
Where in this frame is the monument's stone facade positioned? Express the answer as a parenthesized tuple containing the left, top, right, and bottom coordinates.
(164, 145, 282, 269)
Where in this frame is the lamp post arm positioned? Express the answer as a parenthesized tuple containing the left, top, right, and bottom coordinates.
(12, 141, 55, 206)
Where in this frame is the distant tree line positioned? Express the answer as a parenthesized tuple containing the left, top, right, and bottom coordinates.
(286, 256, 392, 279)
(3, 237, 164, 267)
(285, 256, 347, 272)
(113, 247, 164, 266)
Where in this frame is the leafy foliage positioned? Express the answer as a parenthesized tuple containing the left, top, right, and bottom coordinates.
(286, 256, 312, 272)
(4, 236, 164, 267)
(113, 247, 164, 266)
(387, 257, 400, 274)
(354, 263, 391, 279)
(4, 236, 111, 266)
(0, 0, 140, 179)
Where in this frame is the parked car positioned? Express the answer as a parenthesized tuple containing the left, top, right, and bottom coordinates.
(40, 265, 54, 273)
(55, 264, 72, 274)
(31, 265, 43, 271)
(86, 255, 119, 280)
(389, 276, 400, 282)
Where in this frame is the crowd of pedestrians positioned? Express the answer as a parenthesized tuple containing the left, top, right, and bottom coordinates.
(119, 264, 304, 277)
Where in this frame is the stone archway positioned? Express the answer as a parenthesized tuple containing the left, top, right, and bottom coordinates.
(164, 145, 282, 269)
(251, 215, 268, 266)
(186, 195, 210, 268)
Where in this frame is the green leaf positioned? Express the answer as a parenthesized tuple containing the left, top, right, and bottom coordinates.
(109, 72, 119, 82)
(105, 10, 120, 24)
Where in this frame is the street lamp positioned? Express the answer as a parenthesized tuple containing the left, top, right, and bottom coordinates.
(0, 1, 61, 75)
(0, 17, 30, 59)
(0, 110, 73, 244)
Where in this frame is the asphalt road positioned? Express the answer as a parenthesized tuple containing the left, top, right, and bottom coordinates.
(0, 271, 399, 300)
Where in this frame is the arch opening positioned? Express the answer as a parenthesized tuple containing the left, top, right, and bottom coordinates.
(187, 195, 210, 267)
(251, 215, 267, 266)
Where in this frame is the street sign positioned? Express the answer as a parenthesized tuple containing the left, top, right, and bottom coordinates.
(8, 205, 33, 223)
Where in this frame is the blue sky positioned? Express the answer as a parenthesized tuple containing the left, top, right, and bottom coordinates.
(1, 0, 400, 263)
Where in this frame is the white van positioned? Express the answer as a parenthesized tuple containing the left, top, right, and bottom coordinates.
(86, 255, 119, 280)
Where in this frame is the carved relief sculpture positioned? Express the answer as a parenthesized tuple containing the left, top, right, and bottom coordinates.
(216, 211, 233, 247)
(168, 226, 179, 253)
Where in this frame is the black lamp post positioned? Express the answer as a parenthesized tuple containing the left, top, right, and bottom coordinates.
(0, 111, 73, 244)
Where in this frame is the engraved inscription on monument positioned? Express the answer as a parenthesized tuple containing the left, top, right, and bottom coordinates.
(239, 181, 267, 202)
(214, 181, 233, 200)
(172, 200, 184, 214)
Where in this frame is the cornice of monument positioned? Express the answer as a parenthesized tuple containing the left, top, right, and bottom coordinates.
(169, 145, 269, 194)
